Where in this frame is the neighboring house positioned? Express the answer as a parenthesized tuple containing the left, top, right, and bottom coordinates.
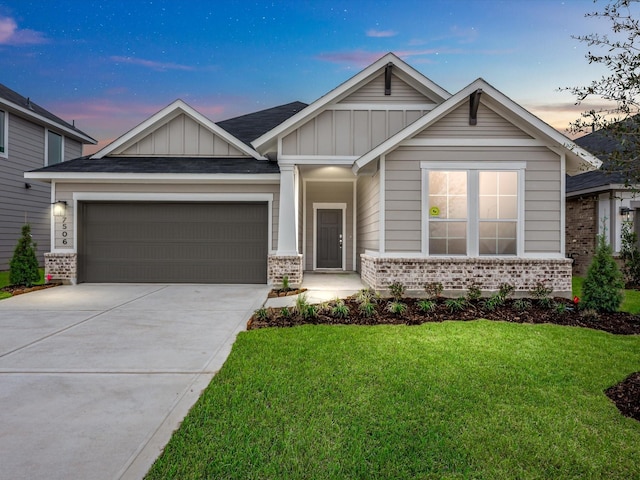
(566, 130, 638, 275)
(26, 53, 600, 296)
(0, 83, 96, 270)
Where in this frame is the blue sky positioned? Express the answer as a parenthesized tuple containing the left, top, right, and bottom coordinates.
(0, 0, 622, 153)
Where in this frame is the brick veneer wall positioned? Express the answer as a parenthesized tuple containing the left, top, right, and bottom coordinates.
(360, 255, 573, 298)
(566, 196, 597, 276)
(268, 254, 303, 286)
(45, 252, 77, 284)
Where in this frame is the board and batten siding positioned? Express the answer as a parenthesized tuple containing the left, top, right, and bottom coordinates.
(338, 72, 438, 104)
(304, 181, 354, 271)
(53, 182, 280, 252)
(356, 173, 380, 271)
(120, 113, 245, 157)
(384, 146, 562, 254)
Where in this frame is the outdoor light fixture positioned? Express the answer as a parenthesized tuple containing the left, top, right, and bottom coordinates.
(52, 200, 67, 217)
(620, 206, 632, 222)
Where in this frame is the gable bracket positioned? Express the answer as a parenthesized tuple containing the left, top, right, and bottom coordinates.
(469, 88, 483, 125)
(385, 63, 393, 95)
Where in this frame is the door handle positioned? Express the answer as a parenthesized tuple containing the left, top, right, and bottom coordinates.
(339, 233, 343, 248)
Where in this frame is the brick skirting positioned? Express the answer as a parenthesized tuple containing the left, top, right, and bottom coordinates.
(268, 254, 303, 287)
(45, 252, 77, 285)
(360, 255, 573, 298)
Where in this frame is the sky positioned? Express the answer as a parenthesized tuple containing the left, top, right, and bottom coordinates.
(0, 0, 628, 154)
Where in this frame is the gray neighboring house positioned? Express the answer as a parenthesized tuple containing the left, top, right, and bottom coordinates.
(0, 83, 96, 270)
(27, 53, 601, 296)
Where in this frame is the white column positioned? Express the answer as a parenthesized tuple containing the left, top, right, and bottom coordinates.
(277, 164, 298, 255)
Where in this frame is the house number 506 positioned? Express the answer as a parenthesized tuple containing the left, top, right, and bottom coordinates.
(61, 217, 68, 245)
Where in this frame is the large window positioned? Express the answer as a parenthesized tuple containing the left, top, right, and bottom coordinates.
(0, 110, 6, 157)
(47, 130, 63, 165)
(424, 164, 522, 256)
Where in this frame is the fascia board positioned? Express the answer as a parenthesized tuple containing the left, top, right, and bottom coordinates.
(24, 171, 281, 184)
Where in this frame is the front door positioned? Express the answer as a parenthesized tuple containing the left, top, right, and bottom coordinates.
(317, 209, 343, 269)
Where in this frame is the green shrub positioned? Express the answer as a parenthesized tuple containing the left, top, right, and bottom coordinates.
(280, 307, 291, 318)
(388, 281, 405, 301)
(355, 288, 379, 304)
(417, 299, 436, 313)
(254, 307, 269, 321)
(513, 298, 532, 312)
(466, 281, 482, 302)
(9, 224, 40, 287)
(331, 299, 350, 319)
(482, 294, 504, 311)
(281, 275, 290, 291)
(498, 283, 515, 300)
(424, 282, 443, 299)
(620, 221, 640, 286)
(444, 297, 466, 313)
(582, 231, 624, 313)
(386, 300, 407, 316)
(359, 300, 377, 317)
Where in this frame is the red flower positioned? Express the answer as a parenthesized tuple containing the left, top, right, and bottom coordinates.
(573, 296, 580, 304)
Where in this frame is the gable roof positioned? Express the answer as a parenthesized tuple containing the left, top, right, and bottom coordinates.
(217, 101, 307, 145)
(251, 52, 451, 152)
(353, 78, 602, 176)
(0, 82, 96, 144)
(91, 99, 265, 160)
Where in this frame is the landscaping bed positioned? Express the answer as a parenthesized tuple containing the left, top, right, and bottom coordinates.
(1, 282, 61, 296)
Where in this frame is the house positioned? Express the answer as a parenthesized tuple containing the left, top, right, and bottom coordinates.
(0, 83, 96, 270)
(25, 53, 600, 297)
(566, 129, 639, 275)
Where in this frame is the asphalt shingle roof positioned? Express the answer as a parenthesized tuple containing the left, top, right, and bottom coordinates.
(217, 101, 307, 145)
(0, 82, 95, 141)
(29, 156, 280, 174)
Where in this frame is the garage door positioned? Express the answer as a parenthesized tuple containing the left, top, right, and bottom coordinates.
(78, 202, 268, 283)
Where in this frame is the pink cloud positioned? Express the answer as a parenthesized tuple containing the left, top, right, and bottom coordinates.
(366, 29, 397, 38)
(110, 56, 195, 72)
(0, 15, 48, 45)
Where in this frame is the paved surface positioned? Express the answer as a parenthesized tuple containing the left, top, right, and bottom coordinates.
(265, 272, 365, 308)
(0, 283, 268, 480)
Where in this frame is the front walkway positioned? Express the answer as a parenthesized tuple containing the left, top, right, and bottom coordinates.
(265, 271, 365, 308)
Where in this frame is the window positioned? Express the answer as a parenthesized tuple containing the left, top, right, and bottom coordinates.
(423, 163, 523, 256)
(0, 110, 6, 157)
(47, 130, 63, 165)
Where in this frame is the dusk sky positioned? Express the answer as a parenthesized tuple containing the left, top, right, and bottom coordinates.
(0, 0, 626, 154)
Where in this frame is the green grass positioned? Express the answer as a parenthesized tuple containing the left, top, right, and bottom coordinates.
(573, 276, 640, 314)
(146, 322, 640, 480)
(0, 269, 45, 300)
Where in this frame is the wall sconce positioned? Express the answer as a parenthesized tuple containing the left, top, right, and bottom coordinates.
(620, 206, 632, 222)
(52, 200, 67, 217)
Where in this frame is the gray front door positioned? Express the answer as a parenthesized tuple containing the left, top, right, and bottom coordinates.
(317, 209, 342, 269)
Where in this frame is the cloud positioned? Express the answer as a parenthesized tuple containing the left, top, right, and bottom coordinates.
(366, 29, 397, 38)
(0, 15, 48, 45)
(110, 56, 196, 71)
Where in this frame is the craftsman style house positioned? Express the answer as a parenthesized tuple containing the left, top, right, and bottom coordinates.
(26, 53, 600, 296)
(0, 83, 95, 269)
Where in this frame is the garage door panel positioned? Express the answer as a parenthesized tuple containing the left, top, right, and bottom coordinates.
(79, 202, 268, 283)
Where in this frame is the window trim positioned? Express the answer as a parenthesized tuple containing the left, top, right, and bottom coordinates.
(45, 129, 64, 166)
(421, 161, 525, 257)
(0, 109, 7, 158)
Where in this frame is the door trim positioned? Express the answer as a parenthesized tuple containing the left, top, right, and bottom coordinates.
(313, 202, 347, 271)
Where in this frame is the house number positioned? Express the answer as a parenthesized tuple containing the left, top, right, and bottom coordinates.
(61, 217, 68, 245)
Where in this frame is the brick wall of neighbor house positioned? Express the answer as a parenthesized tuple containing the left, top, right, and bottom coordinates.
(360, 255, 573, 298)
(268, 254, 303, 286)
(566, 196, 597, 276)
(45, 252, 77, 284)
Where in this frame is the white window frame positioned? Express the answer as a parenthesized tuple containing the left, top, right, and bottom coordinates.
(45, 129, 64, 166)
(0, 109, 7, 158)
(421, 161, 525, 257)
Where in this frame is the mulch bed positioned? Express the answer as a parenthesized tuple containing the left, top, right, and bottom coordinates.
(267, 287, 308, 298)
(249, 295, 640, 422)
(1, 282, 62, 296)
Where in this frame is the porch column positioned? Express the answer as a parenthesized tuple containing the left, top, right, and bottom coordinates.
(277, 164, 298, 254)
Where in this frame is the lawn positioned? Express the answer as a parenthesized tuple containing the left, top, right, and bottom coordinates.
(0, 269, 45, 300)
(572, 276, 640, 314)
(146, 321, 640, 479)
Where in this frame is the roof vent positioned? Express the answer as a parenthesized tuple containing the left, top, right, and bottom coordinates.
(385, 63, 393, 96)
(469, 89, 482, 125)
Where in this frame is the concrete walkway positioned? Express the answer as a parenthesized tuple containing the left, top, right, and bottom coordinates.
(265, 272, 365, 308)
(0, 283, 268, 480)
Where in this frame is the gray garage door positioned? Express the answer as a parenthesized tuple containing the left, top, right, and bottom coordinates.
(78, 202, 268, 283)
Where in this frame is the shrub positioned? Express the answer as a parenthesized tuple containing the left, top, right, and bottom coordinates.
(294, 294, 310, 316)
(254, 307, 269, 321)
(331, 299, 350, 319)
(513, 298, 532, 312)
(281, 275, 290, 291)
(386, 300, 407, 316)
(355, 288, 379, 304)
(417, 299, 436, 313)
(497, 283, 515, 300)
(444, 297, 466, 313)
(9, 224, 40, 287)
(466, 281, 482, 302)
(582, 231, 624, 313)
(388, 281, 406, 301)
(424, 282, 443, 299)
(280, 307, 291, 318)
(482, 294, 504, 311)
(620, 221, 640, 286)
(554, 302, 573, 315)
(359, 300, 377, 317)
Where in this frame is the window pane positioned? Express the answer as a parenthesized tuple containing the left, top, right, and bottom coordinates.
(429, 171, 447, 195)
(499, 196, 518, 219)
(498, 222, 517, 237)
(48, 131, 62, 165)
(479, 196, 497, 219)
(448, 238, 467, 255)
(479, 237, 496, 255)
(429, 222, 466, 255)
(429, 238, 446, 255)
(499, 172, 517, 195)
(448, 171, 467, 195)
(479, 171, 497, 195)
(498, 238, 517, 255)
(479, 221, 517, 256)
(448, 196, 467, 218)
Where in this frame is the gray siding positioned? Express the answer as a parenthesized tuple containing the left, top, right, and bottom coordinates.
(64, 137, 82, 161)
(416, 103, 532, 139)
(303, 181, 354, 271)
(120, 114, 245, 157)
(0, 113, 49, 269)
(339, 72, 437, 104)
(384, 146, 562, 254)
(356, 173, 379, 271)
(53, 182, 280, 252)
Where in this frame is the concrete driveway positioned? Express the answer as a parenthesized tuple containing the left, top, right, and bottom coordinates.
(0, 283, 268, 480)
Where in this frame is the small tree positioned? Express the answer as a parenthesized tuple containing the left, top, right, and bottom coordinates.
(620, 220, 640, 286)
(582, 230, 624, 312)
(9, 224, 40, 287)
